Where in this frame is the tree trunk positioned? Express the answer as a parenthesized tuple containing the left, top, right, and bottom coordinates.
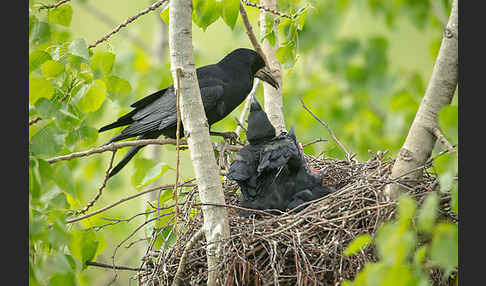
(259, 0, 286, 134)
(385, 0, 458, 200)
(168, 0, 230, 285)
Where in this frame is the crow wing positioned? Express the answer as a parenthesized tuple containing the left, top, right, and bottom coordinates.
(257, 136, 301, 174)
(105, 77, 225, 139)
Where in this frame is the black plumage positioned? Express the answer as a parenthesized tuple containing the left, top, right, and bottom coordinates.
(99, 48, 279, 178)
(227, 95, 333, 216)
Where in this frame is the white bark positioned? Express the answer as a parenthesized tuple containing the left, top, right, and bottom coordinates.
(385, 0, 458, 200)
(259, 0, 286, 134)
(168, 0, 230, 285)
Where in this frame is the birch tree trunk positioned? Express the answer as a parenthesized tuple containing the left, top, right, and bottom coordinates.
(168, 0, 230, 285)
(259, 0, 286, 134)
(385, 0, 458, 200)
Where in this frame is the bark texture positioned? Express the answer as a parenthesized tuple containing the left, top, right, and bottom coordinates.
(168, 0, 230, 285)
(385, 0, 458, 200)
(259, 0, 286, 134)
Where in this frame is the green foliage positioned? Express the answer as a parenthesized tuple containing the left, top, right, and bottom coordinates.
(344, 234, 372, 256)
(344, 192, 458, 286)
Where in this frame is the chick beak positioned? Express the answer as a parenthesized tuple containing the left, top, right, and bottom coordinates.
(255, 67, 279, 90)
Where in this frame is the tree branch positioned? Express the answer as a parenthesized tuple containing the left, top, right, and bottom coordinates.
(79, 2, 152, 53)
(241, 0, 292, 19)
(66, 180, 195, 224)
(385, 0, 458, 199)
(431, 127, 456, 154)
(299, 97, 352, 161)
(39, 0, 70, 10)
(239, 2, 268, 66)
(235, 79, 260, 136)
(172, 228, 205, 286)
(168, 0, 230, 284)
(85, 261, 142, 272)
(29, 116, 42, 126)
(87, 0, 168, 49)
(46, 138, 184, 164)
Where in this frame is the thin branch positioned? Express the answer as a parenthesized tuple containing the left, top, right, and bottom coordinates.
(75, 150, 117, 215)
(87, 0, 168, 49)
(46, 138, 184, 164)
(241, 0, 292, 19)
(299, 97, 352, 161)
(171, 67, 183, 244)
(79, 2, 151, 53)
(239, 2, 269, 66)
(431, 127, 456, 154)
(39, 0, 70, 10)
(29, 116, 42, 126)
(85, 261, 142, 272)
(172, 228, 204, 286)
(302, 138, 328, 148)
(235, 79, 260, 136)
(66, 180, 195, 224)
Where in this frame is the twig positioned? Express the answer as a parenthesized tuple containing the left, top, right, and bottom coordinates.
(87, 0, 168, 49)
(239, 2, 269, 67)
(79, 2, 151, 53)
(171, 68, 183, 244)
(302, 138, 328, 148)
(172, 228, 204, 286)
(431, 127, 456, 154)
(66, 180, 195, 224)
(299, 97, 352, 162)
(29, 116, 42, 126)
(85, 261, 142, 272)
(235, 79, 260, 136)
(39, 0, 70, 10)
(46, 138, 185, 164)
(75, 150, 117, 215)
(241, 0, 292, 19)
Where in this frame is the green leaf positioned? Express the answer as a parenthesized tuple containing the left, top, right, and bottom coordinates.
(49, 272, 76, 286)
(30, 21, 51, 44)
(29, 76, 54, 104)
(295, 4, 309, 30)
(54, 164, 76, 196)
(47, 4, 73, 27)
(430, 222, 458, 275)
(413, 245, 428, 267)
(90, 51, 116, 76)
(69, 229, 100, 270)
(450, 184, 458, 215)
(438, 105, 458, 143)
(193, 0, 222, 30)
(416, 192, 439, 234)
(397, 194, 417, 227)
(160, 6, 170, 25)
(41, 60, 65, 78)
(76, 79, 107, 113)
(29, 122, 64, 156)
(29, 50, 52, 73)
(137, 162, 172, 189)
(105, 75, 132, 97)
(69, 38, 90, 60)
(276, 42, 296, 68)
(344, 234, 372, 256)
(132, 158, 157, 187)
(221, 0, 239, 29)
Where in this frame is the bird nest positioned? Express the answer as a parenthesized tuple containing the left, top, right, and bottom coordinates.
(136, 150, 456, 286)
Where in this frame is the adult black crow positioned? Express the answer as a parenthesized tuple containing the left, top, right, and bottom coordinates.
(227, 94, 333, 216)
(99, 48, 279, 178)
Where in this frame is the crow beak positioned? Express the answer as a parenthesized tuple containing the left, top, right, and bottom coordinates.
(255, 67, 279, 90)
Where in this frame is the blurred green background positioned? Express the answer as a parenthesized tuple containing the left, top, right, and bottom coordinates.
(29, 0, 457, 285)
